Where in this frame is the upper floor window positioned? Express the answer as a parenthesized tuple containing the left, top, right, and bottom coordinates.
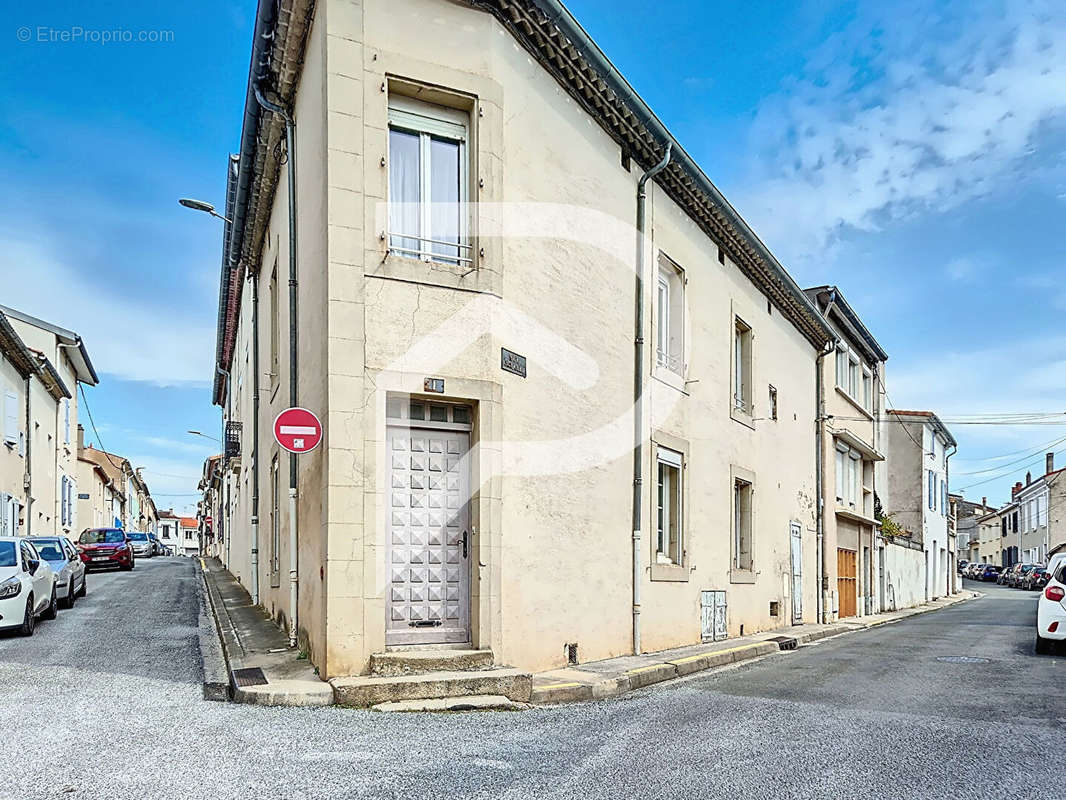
(836, 344, 873, 413)
(656, 255, 684, 374)
(387, 96, 469, 266)
(733, 317, 752, 415)
(835, 442, 861, 508)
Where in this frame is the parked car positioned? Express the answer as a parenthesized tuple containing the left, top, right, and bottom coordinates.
(998, 565, 1015, 584)
(1000, 564, 1021, 586)
(27, 536, 86, 609)
(127, 532, 154, 559)
(979, 564, 1002, 582)
(1011, 564, 1039, 588)
(148, 533, 163, 556)
(77, 528, 134, 571)
(958, 559, 969, 574)
(1035, 563, 1066, 654)
(966, 563, 984, 579)
(1021, 565, 1048, 591)
(0, 537, 58, 636)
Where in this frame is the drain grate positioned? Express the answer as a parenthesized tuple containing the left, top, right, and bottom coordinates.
(767, 636, 799, 651)
(936, 656, 989, 664)
(232, 667, 269, 687)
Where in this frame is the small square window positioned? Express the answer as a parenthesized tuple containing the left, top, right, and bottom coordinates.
(452, 406, 470, 424)
(429, 405, 448, 423)
(409, 402, 425, 421)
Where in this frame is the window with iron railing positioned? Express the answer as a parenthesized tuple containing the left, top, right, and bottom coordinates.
(225, 421, 242, 459)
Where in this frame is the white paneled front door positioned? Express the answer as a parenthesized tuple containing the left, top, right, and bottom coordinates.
(386, 424, 471, 645)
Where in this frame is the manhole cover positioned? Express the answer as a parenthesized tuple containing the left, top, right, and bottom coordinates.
(936, 656, 989, 664)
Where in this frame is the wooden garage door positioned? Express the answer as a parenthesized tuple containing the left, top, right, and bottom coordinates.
(837, 548, 857, 618)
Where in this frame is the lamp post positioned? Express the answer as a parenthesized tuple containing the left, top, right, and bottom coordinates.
(187, 430, 221, 443)
(178, 198, 232, 224)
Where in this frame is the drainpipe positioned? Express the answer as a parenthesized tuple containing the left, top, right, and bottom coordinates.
(23, 375, 32, 534)
(632, 142, 672, 655)
(250, 271, 261, 606)
(254, 84, 300, 648)
(946, 442, 956, 593)
(815, 289, 838, 624)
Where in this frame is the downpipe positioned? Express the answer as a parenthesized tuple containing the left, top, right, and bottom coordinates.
(815, 290, 837, 624)
(632, 142, 672, 655)
(250, 271, 261, 606)
(254, 84, 300, 648)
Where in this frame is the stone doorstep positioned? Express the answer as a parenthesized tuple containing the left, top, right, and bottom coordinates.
(369, 649, 495, 677)
(234, 679, 336, 707)
(331, 668, 533, 707)
(370, 695, 532, 713)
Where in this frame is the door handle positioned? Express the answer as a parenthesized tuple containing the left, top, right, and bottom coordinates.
(461, 530, 468, 559)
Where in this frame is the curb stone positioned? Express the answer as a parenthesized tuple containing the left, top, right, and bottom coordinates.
(196, 560, 231, 702)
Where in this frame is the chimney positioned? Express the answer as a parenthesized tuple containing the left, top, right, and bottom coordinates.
(1048, 452, 1055, 475)
(981, 496, 987, 510)
(77, 424, 85, 451)
(1026, 471, 1032, 486)
(1012, 481, 1023, 498)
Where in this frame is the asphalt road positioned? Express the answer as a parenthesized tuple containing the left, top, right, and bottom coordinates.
(0, 565, 1062, 800)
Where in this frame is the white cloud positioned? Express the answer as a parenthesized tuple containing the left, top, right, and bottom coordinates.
(0, 233, 215, 386)
(734, 0, 1066, 265)
(945, 257, 979, 281)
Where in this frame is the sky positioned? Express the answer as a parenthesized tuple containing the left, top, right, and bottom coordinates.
(1, 0, 1064, 513)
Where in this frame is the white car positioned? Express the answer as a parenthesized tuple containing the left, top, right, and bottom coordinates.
(27, 536, 86, 609)
(0, 537, 58, 636)
(1036, 561, 1066, 654)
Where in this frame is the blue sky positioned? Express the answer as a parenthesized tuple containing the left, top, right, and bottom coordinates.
(1, 0, 1064, 512)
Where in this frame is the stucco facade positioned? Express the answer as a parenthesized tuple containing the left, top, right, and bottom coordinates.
(212, 0, 844, 678)
(884, 411, 957, 601)
(0, 306, 92, 538)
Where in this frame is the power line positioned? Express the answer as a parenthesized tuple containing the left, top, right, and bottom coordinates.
(953, 437, 1066, 476)
(78, 384, 127, 473)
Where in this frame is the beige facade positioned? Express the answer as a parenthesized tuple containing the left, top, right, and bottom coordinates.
(211, 0, 843, 678)
(805, 288, 889, 621)
(0, 307, 91, 537)
(77, 442, 128, 531)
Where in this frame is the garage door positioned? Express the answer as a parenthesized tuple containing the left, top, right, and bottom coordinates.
(837, 548, 857, 618)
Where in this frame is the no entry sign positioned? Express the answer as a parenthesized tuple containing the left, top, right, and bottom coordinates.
(273, 407, 323, 454)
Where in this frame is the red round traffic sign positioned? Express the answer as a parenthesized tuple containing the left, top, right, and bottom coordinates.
(273, 407, 323, 454)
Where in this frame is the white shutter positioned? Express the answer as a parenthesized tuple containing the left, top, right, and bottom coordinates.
(64, 399, 71, 444)
(0, 493, 8, 536)
(3, 389, 17, 445)
(70, 478, 77, 531)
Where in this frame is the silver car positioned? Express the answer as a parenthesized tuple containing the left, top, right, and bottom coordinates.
(27, 536, 86, 609)
(127, 532, 154, 559)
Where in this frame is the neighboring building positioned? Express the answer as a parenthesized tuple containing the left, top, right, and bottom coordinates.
(178, 516, 199, 557)
(197, 455, 222, 559)
(158, 509, 181, 553)
(884, 410, 958, 601)
(1011, 455, 1065, 564)
(805, 286, 888, 621)
(209, 0, 840, 679)
(950, 493, 996, 564)
(0, 306, 91, 537)
(77, 442, 129, 530)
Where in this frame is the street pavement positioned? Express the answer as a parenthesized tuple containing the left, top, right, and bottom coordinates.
(0, 565, 1063, 799)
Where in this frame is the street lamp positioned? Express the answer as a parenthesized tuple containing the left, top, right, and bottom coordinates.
(187, 430, 221, 443)
(178, 197, 232, 224)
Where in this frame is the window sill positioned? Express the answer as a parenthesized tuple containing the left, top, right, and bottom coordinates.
(652, 364, 687, 393)
(730, 406, 755, 430)
(834, 387, 873, 420)
(370, 251, 496, 296)
(729, 569, 756, 584)
(650, 561, 689, 582)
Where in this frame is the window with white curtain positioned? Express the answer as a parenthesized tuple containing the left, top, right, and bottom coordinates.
(835, 441, 861, 508)
(656, 447, 683, 565)
(387, 95, 469, 265)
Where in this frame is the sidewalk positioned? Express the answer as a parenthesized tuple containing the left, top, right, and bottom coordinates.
(199, 557, 334, 707)
(531, 590, 980, 704)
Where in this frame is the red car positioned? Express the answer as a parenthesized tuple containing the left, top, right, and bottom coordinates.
(77, 529, 135, 571)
